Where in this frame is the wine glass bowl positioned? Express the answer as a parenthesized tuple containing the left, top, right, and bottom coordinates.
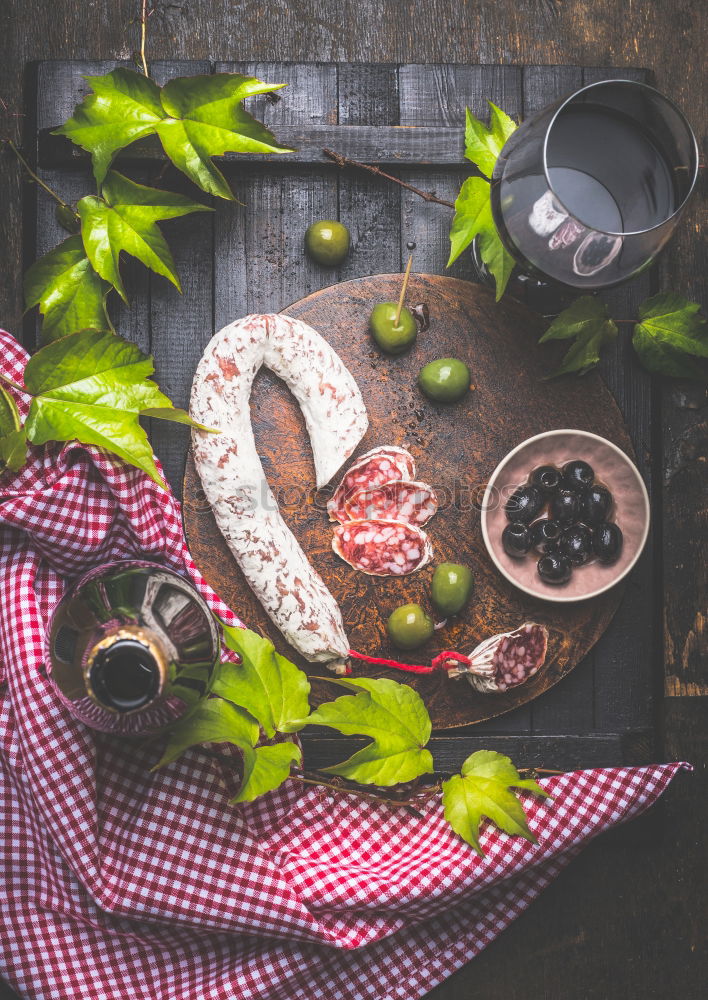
(490, 80, 698, 291)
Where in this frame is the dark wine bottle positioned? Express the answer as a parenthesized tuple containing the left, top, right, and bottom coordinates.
(46, 560, 220, 735)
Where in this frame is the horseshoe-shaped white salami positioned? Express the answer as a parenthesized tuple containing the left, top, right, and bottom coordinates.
(190, 313, 368, 670)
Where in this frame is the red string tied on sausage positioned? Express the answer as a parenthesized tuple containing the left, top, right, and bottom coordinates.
(347, 649, 471, 676)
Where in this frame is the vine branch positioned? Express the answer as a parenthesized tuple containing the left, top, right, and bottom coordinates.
(2, 139, 75, 213)
(139, 0, 150, 77)
(322, 148, 456, 209)
(0, 371, 29, 396)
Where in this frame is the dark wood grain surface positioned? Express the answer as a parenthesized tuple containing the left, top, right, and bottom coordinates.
(184, 274, 633, 727)
(1, 2, 706, 999)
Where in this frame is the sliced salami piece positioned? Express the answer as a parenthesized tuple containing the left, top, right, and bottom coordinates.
(344, 480, 438, 527)
(332, 519, 433, 576)
(445, 622, 548, 693)
(327, 445, 416, 523)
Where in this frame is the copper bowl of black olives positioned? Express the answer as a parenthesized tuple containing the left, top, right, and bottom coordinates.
(480, 430, 650, 602)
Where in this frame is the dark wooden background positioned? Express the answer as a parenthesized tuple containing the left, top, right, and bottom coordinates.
(1, 2, 706, 998)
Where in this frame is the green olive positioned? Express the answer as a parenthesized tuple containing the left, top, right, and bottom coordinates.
(431, 563, 474, 615)
(418, 358, 471, 402)
(369, 303, 418, 354)
(386, 603, 434, 650)
(304, 220, 350, 265)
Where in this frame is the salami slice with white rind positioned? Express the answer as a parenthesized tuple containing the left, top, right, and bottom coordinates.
(327, 445, 416, 523)
(344, 480, 438, 527)
(446, 623, 548, 693)
(332, 519, 433, 576)
(190, 313, 368, 670)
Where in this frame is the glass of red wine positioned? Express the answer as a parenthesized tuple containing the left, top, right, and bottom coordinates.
(489, 80, 698, 295)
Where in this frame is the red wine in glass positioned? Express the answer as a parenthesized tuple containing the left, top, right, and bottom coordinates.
(489, 80, 698, 293)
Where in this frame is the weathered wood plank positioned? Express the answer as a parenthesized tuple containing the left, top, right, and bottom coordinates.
(336, 64, 402, 283)
(39, 123, 476, 168)
(519, 65, 597, 736)
(580, 67, 656, 736)
(146, 61, 213, 494)
(302, 731, 656, 772)
(397, 66, 522, 282)
(214, 62, 339, 314)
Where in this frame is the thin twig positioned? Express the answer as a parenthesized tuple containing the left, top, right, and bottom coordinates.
(0, 371, 29, 395)
(289, 773, 419, 807)
(323, 148, 456, 209)
(3, 139, 75, 213)
(518, 767, 565, 777)
(395, 253, 413, 326)
(139, 0, 150, 77)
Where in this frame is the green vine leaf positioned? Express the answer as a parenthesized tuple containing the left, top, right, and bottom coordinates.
(23, 235, 112, 343)
(299, 676, 434, 786)
(233, 743, 302, 804)
(54, 69, 164, 187)
(539, 295, 618, 377)
(55, 68, 291, 200)
(447, 175, 514, 300)
(155, 74, 292, 200)
(0, 387, 27, 474)
(22, 329, 207, 487)
(77, 171, 211, 303)
(464, 101, 517, 179)
(442, 750, 549, 856)
(152, 697, 259, 770)
(214, 624, 311, 738)
(632, 293, 708, 380)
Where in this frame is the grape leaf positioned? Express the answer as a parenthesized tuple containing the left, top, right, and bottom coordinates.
(23, 235, 111, 343)
(299, 676, 434, 786)
(213, 624, 311, 738)
(54, 68, 164, 187)
(442, 750, 549, 856)
(539, 295, 618, 377)
(22, 329, 207, 487)
(55, 68, 291, 200)
(232, 743, 302, 804)
(77, 171, 211, 302)
(448, 176, 490, 266)
(155, 74, 292, 200)
(447, 175, 515, 300)
(0, 387, 27, 474)
(632, 293, 708, 380)
(477, 225, 515, 302)
(464, 101, 517, 179)
(152, 696, 259, 770)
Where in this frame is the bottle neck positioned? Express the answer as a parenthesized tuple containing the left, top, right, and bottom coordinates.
(85, 626, 168, 714)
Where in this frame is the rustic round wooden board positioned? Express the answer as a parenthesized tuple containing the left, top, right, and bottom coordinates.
(183, 275, 633, 728)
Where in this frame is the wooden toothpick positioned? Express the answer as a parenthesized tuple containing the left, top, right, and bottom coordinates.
(395, 254, 414, 326)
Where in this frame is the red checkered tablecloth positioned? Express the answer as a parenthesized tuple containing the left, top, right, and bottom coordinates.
(0, 330, 688, 1000)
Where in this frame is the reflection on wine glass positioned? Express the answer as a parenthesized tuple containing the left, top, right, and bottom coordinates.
(489, 80, 698, 292)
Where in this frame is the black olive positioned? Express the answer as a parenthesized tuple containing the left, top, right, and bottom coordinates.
(504, 484, 544, 524)
(530, 465, 563, 496)
(561, 459, 595, 492)
(537, 551, 572, 585)
(550, 490, 581, 524)
(592, 522, 623, 564)
(502, 522, 532, 557)
(559, 523, 593, 566)
(581, 484, 613, 524)
(529, 518, 563, 553)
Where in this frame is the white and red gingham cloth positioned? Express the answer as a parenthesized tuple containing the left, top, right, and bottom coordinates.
(0, 329, 688, 1000)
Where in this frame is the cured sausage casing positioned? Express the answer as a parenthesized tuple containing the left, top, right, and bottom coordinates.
(190, 313, 368, 670)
